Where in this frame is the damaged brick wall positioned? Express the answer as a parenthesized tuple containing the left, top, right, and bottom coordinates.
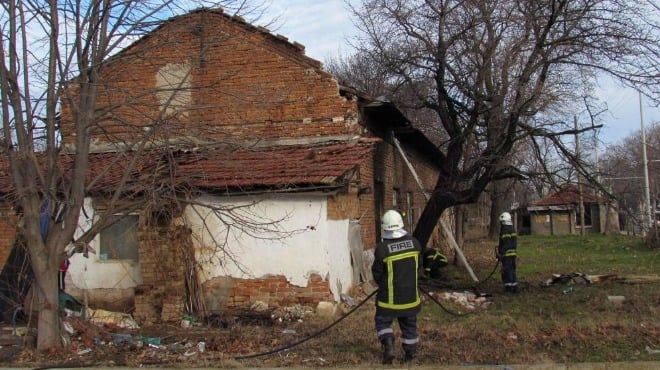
(359, 141, 443, 251)
(0, 204, 18, 267)
(58, 9, 360, 149)
(134, 225, 193, 325)
(203, 273, 332, 312)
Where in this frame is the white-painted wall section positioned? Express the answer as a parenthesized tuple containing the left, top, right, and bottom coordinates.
(64, 195, 355, 302)
(67, 198, 142, 290)
(185, 194, 354, 301)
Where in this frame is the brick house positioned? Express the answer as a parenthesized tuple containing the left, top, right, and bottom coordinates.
(1, 8, 443, 323)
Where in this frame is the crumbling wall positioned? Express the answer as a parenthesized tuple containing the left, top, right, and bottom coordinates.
(202, 273, 332, 313)
(134, 225, 192, 325)
(0, 204, 18, 267)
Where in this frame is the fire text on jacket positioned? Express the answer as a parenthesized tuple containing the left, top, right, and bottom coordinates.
(387, 239, 415, 253)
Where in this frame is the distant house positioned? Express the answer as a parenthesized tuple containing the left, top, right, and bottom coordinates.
(527, 184, 618, 235)
(0, 8, 444, 324)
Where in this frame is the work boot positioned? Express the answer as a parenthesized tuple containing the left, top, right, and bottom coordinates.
(381, 337, 395, 365)
(403, 350, 415, 363)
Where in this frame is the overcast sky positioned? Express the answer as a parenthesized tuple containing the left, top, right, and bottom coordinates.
(261, 0, 658, 147)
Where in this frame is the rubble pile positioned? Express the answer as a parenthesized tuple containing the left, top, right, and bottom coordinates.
(425, 290, 492, 311)
(270, 304, 314, 322)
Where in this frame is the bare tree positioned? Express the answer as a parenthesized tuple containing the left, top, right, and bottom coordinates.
(601, 122, 660, 233)
(343, 0, 658, 244)
(0, 0, 270, 351)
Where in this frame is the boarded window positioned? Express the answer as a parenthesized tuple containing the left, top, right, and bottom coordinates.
(100, 215, 139, 261)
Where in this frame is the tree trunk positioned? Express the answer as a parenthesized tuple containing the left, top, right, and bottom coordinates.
(454, 205, 465, 249)
(413, 190, 454, 246)
(25, 226, 62, 350)
(489, 181, 509, 239)
(35, 278, 60, 350)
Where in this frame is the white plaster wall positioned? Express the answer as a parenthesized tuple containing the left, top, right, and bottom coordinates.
(184, 194, 354, 301)
(67, 198, 142, 291)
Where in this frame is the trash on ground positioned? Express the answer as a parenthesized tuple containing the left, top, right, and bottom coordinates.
(607, 295, 625, 305)
(541, 272, 614, 286)
(77, 347, 92, 355)
(87, 308, 139, 329)
(340, 293, 356, 307)
(541, 272, 660, 286)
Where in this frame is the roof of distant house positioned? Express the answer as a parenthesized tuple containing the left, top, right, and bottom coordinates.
(533, 184, 602, 206)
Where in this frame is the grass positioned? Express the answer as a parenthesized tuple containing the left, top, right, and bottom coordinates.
(287, 233, 660, 367)
(414, 234, 660, 366)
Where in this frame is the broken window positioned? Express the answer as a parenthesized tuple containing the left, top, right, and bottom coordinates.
(100, 215, 139, 261)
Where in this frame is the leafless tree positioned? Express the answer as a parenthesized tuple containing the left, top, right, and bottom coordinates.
(601, 122, 660, 233)
(342, 0, 658, 244)
(0, 0, 272, 351)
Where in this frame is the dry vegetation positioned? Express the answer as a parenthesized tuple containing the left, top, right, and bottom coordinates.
(2, 234, 658, 368)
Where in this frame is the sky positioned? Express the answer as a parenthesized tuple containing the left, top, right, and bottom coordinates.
(261, 0, 659, 146)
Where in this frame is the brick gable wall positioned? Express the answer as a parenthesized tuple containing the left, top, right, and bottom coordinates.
(59, 10, 361, 149)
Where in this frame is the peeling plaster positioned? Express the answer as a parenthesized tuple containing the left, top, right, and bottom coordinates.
(184, 194, 354, 301)
(156, 62, 192, 116)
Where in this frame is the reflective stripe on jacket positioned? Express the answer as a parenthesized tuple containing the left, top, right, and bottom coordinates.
(498, 224, 517, 258)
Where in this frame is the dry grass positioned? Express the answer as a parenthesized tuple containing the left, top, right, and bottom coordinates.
(4, 234, 659, 367)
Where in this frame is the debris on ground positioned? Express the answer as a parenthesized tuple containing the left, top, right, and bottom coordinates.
(541, 272, 613, 286)
(87, 308, 140, 329)
(271, 304, 314, 322)
(607, 295, 626, 305)
(424, 290, 492, 311)
(541, 272, 660, 286)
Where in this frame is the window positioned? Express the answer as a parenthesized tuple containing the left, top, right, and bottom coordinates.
(100, 215, 139, 261)
(576, 205, 592, 227)
(406, 192, 414, 228)
(393, 188, 400, 209)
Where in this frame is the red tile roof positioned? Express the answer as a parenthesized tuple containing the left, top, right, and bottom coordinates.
(533, 184, 602, 206)
(0, 139, 379, 195)
(175, 139, 377, 189)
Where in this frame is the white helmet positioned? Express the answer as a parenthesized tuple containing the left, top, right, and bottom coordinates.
(382, 210, 404, 231)
(499, 212, 512, 225)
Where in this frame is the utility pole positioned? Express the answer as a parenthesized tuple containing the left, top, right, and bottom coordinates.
(640, 91, 653, 234)
(575, 116, 585, 235)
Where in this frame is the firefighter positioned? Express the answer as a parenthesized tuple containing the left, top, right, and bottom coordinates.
(497, 212, 518, 293)
(371, 210, 424, 364)
(423, 248, 448, 279)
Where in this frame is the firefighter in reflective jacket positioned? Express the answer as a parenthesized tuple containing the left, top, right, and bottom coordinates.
(423, 248, 448, 279)
(372, 210, 423, 364)
(497, 212, 518, 293)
